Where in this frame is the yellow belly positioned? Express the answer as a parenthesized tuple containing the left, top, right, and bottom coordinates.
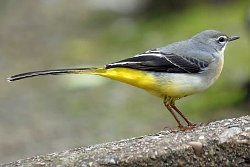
(96, 68, 158, 91)
(94, 68, 203, 98)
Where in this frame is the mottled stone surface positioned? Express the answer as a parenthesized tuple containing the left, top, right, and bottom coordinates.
(2, 116, 250, 167)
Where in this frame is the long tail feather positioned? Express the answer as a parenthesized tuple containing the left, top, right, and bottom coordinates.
(7, 67, 100, 82)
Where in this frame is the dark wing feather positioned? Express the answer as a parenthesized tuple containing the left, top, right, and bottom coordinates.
(106, 50, 208, 73)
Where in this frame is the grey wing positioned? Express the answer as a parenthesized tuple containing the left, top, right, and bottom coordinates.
(106, 49, 209, 73)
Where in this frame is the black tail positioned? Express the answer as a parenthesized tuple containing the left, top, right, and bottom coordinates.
(7, 67, 98, 82)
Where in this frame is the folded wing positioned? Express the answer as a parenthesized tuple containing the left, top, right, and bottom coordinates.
(106, 50, 209, 73)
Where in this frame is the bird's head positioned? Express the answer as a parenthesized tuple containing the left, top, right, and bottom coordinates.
(192, 30, 239, 53)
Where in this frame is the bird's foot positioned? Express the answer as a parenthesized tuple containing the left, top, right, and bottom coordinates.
(164, 124, 196, 132)
(190, 122, 208, 127)
(164, 122, 206, 132)
(187, 122, 196, 127)
(177, 124, 196, 131)
(180, 122, 207, 130)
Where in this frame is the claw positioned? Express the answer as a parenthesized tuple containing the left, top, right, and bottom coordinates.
(164, 122, 206, 132)
(178, 125, 196, 131)
(164, 124, 197, 132)
(187, 122, 196, 127)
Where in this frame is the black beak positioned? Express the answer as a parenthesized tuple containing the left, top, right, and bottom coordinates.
(228, 36, 240, 42)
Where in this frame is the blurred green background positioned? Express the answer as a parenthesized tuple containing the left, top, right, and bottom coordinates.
(1, 0, 249, 163)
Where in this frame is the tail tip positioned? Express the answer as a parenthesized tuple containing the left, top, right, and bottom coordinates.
(7, 77, 14, 82)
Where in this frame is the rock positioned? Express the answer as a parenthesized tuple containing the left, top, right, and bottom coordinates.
(2, 116, 250, 167)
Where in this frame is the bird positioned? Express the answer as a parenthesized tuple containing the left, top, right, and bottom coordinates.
(7, 30, 239, 130)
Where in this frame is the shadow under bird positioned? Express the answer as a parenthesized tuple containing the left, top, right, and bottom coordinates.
(8, 30, 239, 130)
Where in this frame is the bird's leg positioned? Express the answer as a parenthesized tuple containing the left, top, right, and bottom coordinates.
(163, 97, 185, 129)
(170, 102, 196, 127)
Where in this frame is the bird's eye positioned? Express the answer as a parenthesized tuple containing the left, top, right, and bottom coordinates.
(217, 36, 227, 44)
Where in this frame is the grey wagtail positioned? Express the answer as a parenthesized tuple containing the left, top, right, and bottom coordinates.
(8, 30, 239, 130)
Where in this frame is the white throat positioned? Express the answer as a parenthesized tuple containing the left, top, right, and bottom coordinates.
(218, 44, 227, 55)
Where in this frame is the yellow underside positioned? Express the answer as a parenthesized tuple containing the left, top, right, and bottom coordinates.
(90, 67, 182, 98)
